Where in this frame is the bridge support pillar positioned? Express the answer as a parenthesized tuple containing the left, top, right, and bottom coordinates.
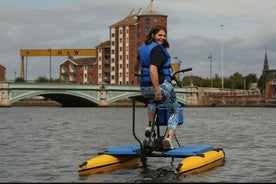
(98, 85, 108, 107)
(0, 82, 11, 107)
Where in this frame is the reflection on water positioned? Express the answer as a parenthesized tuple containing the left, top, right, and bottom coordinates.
(0, 106, 275, 182)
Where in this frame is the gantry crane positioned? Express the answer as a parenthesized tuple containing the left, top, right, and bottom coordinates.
(20, 49, 96, 80)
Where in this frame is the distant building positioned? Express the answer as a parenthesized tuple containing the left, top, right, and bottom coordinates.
(266, 73, 276, 99)
(59, 56, 97, 84)
(0, 64, 6, 81)
(263, 51, 276, 99)
(96, 41, 111, 84)
(96, 0, 167, 85)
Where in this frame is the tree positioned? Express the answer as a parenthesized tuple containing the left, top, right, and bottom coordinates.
(181, 72, 260, 90)
(229, 72, 243, 89)
(246, 73, 258, 89)
(35, 76, 49, 83)
(258, 72, 266, 95)
(212, 74, 222, 88)
(14, 77, 25, 82)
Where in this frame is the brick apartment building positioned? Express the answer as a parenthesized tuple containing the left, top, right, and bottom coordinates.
(96, 0, 167, 85)
(59, 56, 98, 84)
(263, 52, 276, 99)
(0, 64, 6, 81)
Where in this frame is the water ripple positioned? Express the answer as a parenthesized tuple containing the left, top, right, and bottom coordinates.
(0, 107, 275, 182)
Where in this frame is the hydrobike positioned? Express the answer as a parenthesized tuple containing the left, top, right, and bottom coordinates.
(78, 68, 225, 177)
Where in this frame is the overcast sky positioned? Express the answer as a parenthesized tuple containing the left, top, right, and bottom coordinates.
(1, 0, 276, 80)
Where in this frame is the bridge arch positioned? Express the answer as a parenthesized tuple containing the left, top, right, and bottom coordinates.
(10, 90, 101, 107)
(107, 92, 142, 104)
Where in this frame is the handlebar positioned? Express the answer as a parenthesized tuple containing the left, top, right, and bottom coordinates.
(172, 68, 192, 77)
(171, 67, 192, 88)
(134, 67, 192, 88)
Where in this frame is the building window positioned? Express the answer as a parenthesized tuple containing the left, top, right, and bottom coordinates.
(145, 27, 150, 35)
(146, 17, 150, 28)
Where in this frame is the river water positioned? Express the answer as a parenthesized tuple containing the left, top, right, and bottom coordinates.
(0, 106, 275, 183)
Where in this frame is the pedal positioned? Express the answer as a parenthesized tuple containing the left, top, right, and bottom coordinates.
(145, 127, 151, 137)
(152, 136, 164, 151)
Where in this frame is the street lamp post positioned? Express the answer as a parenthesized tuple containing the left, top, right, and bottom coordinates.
(49, 47, 52, 82)
(220, 25, 224, 89)
(208, 54, 213, 88)
(244, 70, 246, 94)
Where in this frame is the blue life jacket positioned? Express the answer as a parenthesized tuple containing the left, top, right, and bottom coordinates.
(139, 42, 172, 84)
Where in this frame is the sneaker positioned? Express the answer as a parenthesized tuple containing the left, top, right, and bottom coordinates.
(162, 138, 174, 150)
(145, 127, 151, 137)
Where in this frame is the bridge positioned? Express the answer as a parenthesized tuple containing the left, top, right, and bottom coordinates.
(0, 82, 188, 107)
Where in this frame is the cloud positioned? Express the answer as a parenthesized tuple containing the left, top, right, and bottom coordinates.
(0, 0, 275, 80)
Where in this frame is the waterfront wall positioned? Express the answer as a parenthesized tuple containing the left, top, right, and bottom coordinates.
(184, 86, 275, 107)
(200, 95, 265, 107)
